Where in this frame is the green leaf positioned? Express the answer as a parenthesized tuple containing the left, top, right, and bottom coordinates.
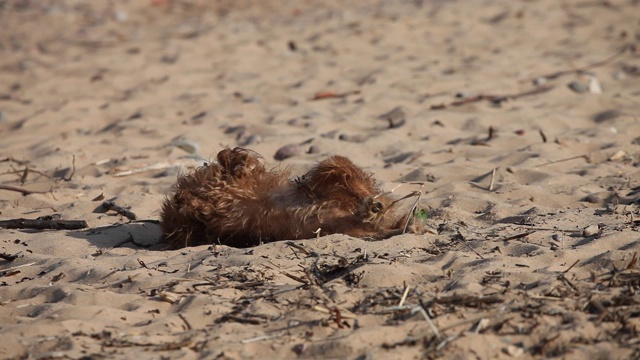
(415, 208, 428, 222)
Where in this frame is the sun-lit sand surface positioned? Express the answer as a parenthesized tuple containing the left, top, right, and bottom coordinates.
(1, 1, 639, 358)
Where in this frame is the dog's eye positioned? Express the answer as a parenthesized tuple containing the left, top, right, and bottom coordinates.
(371, 201, 383, 213)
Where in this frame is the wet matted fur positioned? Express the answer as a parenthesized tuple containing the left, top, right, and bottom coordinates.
(160, 148, 409, 249)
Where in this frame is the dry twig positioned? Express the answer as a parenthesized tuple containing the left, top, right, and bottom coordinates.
(0, 184, 49, 196)
(430, 85, 554, 110)
(528, 44, 632, 82)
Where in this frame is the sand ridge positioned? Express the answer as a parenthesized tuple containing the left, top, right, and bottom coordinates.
(1, 0, 640, 359)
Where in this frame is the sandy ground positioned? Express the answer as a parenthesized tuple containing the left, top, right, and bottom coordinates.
(1, 0, 640, 359)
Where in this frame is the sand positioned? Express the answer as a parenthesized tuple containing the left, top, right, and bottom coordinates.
(1, 0, 639, 359)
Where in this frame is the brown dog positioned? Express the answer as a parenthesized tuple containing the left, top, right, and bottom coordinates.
(160, 148, 411, 249)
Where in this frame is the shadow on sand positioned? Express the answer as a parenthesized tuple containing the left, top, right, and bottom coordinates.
(68, 220, 166, 251)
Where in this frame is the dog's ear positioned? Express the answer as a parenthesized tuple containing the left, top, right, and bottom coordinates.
(301, 155, 377, 201)
(216, 147, 264, 177)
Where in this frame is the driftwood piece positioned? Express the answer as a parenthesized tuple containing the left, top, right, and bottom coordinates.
(0, 218, 88, 230)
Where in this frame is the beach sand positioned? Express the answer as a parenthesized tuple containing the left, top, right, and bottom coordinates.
(1, 0, 639, 358)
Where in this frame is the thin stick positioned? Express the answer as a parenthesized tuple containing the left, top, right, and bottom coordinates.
(488, 168, 497, 191)
(539, 129, 547, 143)
(436, 335, 459, 351)
(285, 241, 311, 256)
(0, 168, 51, 180)
(401, 191, 422, 234)
(499, 231, 536, 242)
(430, 85, 554, 110)
(311, 90, 360, 101)
(2, 261, 37, 272)
(109, 160, 198, 177)
(399, 285, 411, 307)
(63, 155, 76, 182)
(534, 155, 587, 168)
(529, 44, 631, 82)
(439, 311, 502, 332)
(507, 225, 574, 232)
(178, 313, 192, 330)
(390, 184, 403, 193)
(529, 295, 564, 301)
(241, 333, 283, 344)
(426, 236, 442, 254)
(0, 184, 49, 196)
(463, 241, 484, 259)
(0, 157, 29, 166)
(417, 300, 442, 339)
(562, 259, 580, 274)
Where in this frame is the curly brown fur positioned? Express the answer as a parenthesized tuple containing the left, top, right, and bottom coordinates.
(160, 147, 409, 249)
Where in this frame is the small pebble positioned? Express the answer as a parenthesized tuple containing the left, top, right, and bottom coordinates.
(378, 106, 405, 129)
(239, 134, 262, 146)
(588, 76, 602, 94)
(384, 151, 416, 164)
(339, 134, 368, 143)
(504, 345, 524, 357)
(592, 109, 620, 123)
(608, 149, 626, 161)
(160, 52, 180, 64)
(274, 144, 304, 161)
(321, 130, 339, 139)
(387, 117, 405, 129)
(613, 70, 626, 80)
(621, 64, 639, 76)
(113, 10, 128, 22)
(568, 81, 588, 93)
(532, 77, 547, 86)
(395, 168, 436, 182)
(175, 24, 199, 39)
(241, 96, 258, 103)
(582, 224, 599, 237)
(287, 118, 311, 128)
(583, 191, 614, 204)
(224, 125, 246, 135)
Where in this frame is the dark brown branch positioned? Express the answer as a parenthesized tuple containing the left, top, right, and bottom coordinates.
(102, 201, 138, 220)
(0, 218, 88, 230)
